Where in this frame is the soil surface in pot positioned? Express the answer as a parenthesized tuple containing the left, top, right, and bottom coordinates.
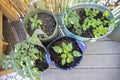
(67, 8, 109, 38)
(49, 37, 82, 69)
(27, 13, 56, 38)
(35, 45, 49, 71)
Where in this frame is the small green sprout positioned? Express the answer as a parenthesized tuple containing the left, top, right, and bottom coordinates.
(102, 10, 111, 18)
(52, 42, 82, 65)
(64, 9, 80, 29)
(93, 26, 108, 38)
(30, 15, 42, 30)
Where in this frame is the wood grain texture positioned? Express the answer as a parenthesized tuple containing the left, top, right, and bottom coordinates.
(0, 0, 18, 21)
(0, 68, 12, 76)
(85, 41, 120, 54)
(0, 10, 2, 60)
(40, 69, 120, 80)
(48, 55, 120, 69)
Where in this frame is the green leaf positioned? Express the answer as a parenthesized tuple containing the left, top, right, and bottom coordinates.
(62, 42, 67, 49)
(21, 43, 29, 49)
(73, 51, 81, 57)
(30, 18, 34, 22)
(9, 51, 15, 58)
(18, 70, 25, 77)
(62, 58, 66, 65)
(36, 77, 42, 80)
(67, 43, 73, 52)
(32, 68, 40, 77)
(29, 48, 39, 54)
(3, 62, 9, 71)
(68, 54, 74, 62)
(52, 46, 63, 54)
(0, 61, 3, 66)
(2, 54, 7, 60)
(12, 63, 17, 72)
(15, 43, 21, 50)
(67, 57, 72, 63)
(103, 10, 110, 18)
(61, 54, 67, 59)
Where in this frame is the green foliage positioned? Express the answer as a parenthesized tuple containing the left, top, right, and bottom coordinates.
(64, 9, 82, 36)
(93, 26, 108, 38)
(83, 8, 113, 38)
(102, 10, 111, 18)
(64, 8, 114, 38)
(85, 8, 100, 18)
(0, 34, 45, 80)
(30, 15, 42, 30)
(64, 9, 81, 29)
(52, 42, 82, 65)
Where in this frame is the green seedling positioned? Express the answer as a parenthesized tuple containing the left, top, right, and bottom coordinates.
(30, 15, 42, 30)
(52, 42, 82, 65)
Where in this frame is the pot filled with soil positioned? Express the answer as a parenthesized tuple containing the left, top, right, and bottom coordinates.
(62, 3, 115, 41)
(46, 36, 86, 70)
(0, 34, 49, 80)
(23, 8, 58, 43)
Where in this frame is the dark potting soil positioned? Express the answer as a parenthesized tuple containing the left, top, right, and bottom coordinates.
(49, 37, 82, 69)
(27, 13, 56, 38)
(34, 45, 49, 71)
(67, 8, 109, 38)
(35, 59, 49, 71)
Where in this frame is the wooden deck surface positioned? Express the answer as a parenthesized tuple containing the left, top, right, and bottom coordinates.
(40, 37, 120, 80)
(1, 18, 120, 80)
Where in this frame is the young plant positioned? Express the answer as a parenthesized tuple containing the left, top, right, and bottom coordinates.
(83, 8, 114, 37)
(52, 42, 82, 65)
(64, 9, 82, 36)
(64, 9, 81, 28)
(0, 33, 45, 80)
(30, 14, 42, 30)
(64, 8, 114, 38)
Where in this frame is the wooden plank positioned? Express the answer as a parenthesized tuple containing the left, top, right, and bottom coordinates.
(0, 0, 18, 21)
(12, 21, 24, 30)
(49, 55, 120, 69)
(0, 68, 12, 76)
(0, 10, 2, 38)
(108, 5, 118, 10)
(78, 55, 120, 68)
(85, 41, 120, 54)
(0, 10, 2, 60)
(2, 41, 8, 53)
(40, 69, 120, 80)
(16, 30, 26, 42)
(3, 20, 17, 46)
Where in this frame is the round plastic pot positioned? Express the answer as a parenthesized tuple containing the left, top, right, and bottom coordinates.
(23, 8, 58, 43)
(108, 18, 120, 41)
(108, 27, 120, 41)
(46, 36, 87, 70)
(62, 3, 114, 41)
